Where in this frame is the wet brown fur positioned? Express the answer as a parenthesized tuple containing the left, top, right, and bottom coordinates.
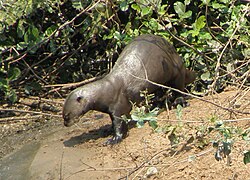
(63, 34, 196, 144)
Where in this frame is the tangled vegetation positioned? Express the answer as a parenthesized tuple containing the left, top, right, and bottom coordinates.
(0, 0, 249, 103)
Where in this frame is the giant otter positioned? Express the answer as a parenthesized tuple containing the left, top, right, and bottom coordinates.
(63, 34, 196, 145)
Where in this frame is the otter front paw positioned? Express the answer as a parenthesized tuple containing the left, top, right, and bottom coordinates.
(103, 135, 123, 145)
(172, 97, 189, 108)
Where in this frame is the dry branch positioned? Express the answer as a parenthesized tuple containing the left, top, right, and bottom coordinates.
(19, 98, 61, 112)
(150, 79, 250, 115)
(164, 27, 214, 63)
(125, 65, 250, 115)
(0, 108, 61, 118)
(0, 115, 42, 124)
(43, 76, 104, 96)
(3, 0, 102, 64)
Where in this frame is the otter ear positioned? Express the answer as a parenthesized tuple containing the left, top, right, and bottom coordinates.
(76, 96, 83, 103)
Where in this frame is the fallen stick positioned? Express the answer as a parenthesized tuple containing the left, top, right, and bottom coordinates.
(0, 108, 61, 118)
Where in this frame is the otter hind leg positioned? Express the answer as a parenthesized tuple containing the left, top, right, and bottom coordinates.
(170, 72, 189, 108)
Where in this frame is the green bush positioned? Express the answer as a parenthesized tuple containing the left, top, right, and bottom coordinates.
(0, 0, 249, 103)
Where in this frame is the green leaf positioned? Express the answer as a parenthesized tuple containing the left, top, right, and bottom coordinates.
(199, 32, 212, 40)
(16, 42, 28, 50)
(192, 90, 207, 96)
(137, 120, 145, 128)
(113, 31, 122, 40)
(25, 0, 33, 14)
(222, 141, 232, 155)
(95, 3, 106, 13)
(49, 40, 57, 53)
(4, 14, 16, 26)
(180, 30, 190, 38)
(243, 151, 250, 164)
(242, 130, 250, 141)
(191, 15, 207, 37)
(103, 33, 113, 40)
(150, 107, 159, 116)
(149, 18, 158, 31)
(182, 10, 192, 19)
(189, 29, 199, 37)
(149, 120, 158, 129)
(212, 2, 225, 9)
(45, 25, 57, 37)
(8, 67, 21, 81)
(174, 2, 186, 17)
(24, 85, 32, 95)
(243, 48, 250, 58)
(24, 26, 40, 43)
(32, 26, 39, 38)
(72, 0, 83, 10)
(143, 113, 157, 121)
(185, 0, 191, 5)
(131, 3, 140, 12)
(131, 113, 140, 121)
(141, 7, 151, 16)
(195, 15, 206, 30)
(17, 20, 25, 38)
(176, 104, 183, 121)
(120, 1, 129, 11)
(215, 120, 224, 128)
(8, 89, 17, 103)
(0, 78, 8, 90)
(158, 4, 168, 15)
(220, 0, 230, 4)
(201, 71, 211, 81)
(202, 0, 210, 5)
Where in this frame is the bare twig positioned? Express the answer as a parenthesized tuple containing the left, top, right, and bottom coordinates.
(158, 117, 250, 123)
(119, 144, 213, 179)
(23, 96, 64, 105)
(205, 4, 223, 46)
(59, 150, 64, 180)
(0, 115, 42, 123)
(0, 108, 61, 117)
(148, 79, 250, 115)
(162, 26, 214, 63)
(22, 59, 48, 84)
(209, 27, 238, 93)
(222, 117, 250, 123)
(209, 6, 249, 92)
(116, 50, 250, 115)
(126, 65, 250, 115)
(43, 76, 104, 94)
(65, 165, 134, 180)
(3, 0, 101, 64)
(157, 118, 205, 123)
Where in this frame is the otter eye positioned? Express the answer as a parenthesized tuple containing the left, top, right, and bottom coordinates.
(76, 96, 82, 102)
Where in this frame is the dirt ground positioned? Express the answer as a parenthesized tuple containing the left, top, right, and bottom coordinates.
(0, 88, 250, 179)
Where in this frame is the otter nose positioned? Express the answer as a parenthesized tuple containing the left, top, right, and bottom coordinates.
(63, 114, 70, 126)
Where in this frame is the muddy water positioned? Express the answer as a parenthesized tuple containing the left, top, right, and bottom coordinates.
(0, 113, 111, 179)
(0, 119, 64, 179)
(0, 142, 41, 180)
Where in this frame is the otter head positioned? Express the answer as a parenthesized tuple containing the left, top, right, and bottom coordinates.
(63, 90, 90, 127)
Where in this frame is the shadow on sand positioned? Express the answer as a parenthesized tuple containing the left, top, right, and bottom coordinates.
(63, 124, 113, 147)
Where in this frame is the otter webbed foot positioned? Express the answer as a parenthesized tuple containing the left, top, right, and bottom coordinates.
(104, 116, 128, 145)
(103, 135, 123, 145)
(172, 96, 189, 108)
